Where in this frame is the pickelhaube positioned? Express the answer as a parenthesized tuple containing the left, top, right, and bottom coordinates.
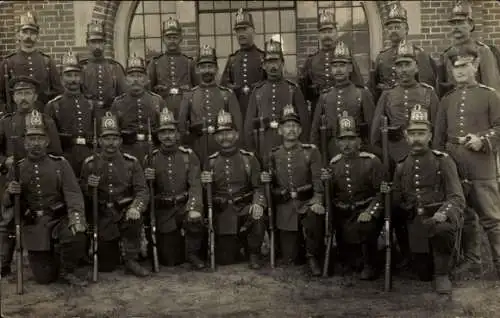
(234, 8, 254, 29)
(126, 54, 146, 74)
(337, 111, 358, 138)
(385, 3, 407, 25)
(449, 1, 473, 22)
(87, 20, 105, 41)
(280, 104, 300, 124)
(61, 50, 81, 73)
(197, 44, 217, 65)
(163, 17, 182, 36)
(100, 111, 120, 137)
(216, 109, 236, 132)
(406, 104, 431, 131)
(395, 41, 416, 63)
(158, 107, 178, 131)
(264, 40, 283, 61)
(318, 10, 336, 30)
(332, 41, 352, 63)
(448, 45, 478, 67)
(25, 110, 46, 136)
(9, 76, 40, 91)
(19, 11, 39, 32)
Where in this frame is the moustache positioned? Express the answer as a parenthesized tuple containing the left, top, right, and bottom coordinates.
(411, 142, 424, 147)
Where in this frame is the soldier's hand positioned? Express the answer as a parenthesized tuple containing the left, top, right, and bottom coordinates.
(432, 211, 447, 223)
(187, 210, 202, 221)
(320, 168, 332, 181)
(357, 211, 372, 223)
(126, 207, 141, 220)
(465, 134, 483, 152)
(200, 171, 213, 184)
(4, 156, 14, 169)
(249, 204, 264, 220)
(70, 223, 87, 236)
(6, 181, 21, 195)
(88, 174, 100, 188)
(310, 203, 325, 215)
(380, 181, 391, 194)
(144, 168, 156, 181)
(260, 171, 272, 183)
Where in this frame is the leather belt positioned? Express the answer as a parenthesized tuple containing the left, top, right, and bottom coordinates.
(75, 136, 87, 145)
(136, 133, 146, 141)
(155, 193, 188, 208)
(335, 196, 374, 210)
(169, 87, 180, 95)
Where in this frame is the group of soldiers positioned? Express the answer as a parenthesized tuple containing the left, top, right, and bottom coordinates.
(0, 1, 499, 299)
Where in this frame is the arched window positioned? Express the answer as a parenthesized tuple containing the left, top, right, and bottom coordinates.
(317, 1, 371, 80)
(128, 1, 177, 61)
(197, 1, 297, 78)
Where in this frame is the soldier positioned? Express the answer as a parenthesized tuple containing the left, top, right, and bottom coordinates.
(45, 51, 94, 177)
(299, 10, 364, 116)
(80, 21, 127, 120)
(2, 110, 88, 286)
(143, 108, 205, 269)
(178, 45, 242, 163)
(369, 3, 438, 102)
(200, 109, 266, 269)
(111, 55, 164, 164)
(438, 1, 500, 96)
(220, 8, 266, 117)
(244, 40, 310, 155)
(0, 11, 63, 113)
(320, 112, 385, 280)
(80, 112, 150, 277)
(260, 105, 324, 276)
(310, 41, 375, 160)
(147, 17, 197, 118)
(433, 47, 500, 279)
(392, 105, 465, 295)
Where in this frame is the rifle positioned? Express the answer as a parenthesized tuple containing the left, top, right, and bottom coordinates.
(91, 119, 99, 282)
(202, 118, 215, 270)
(320, 114, 333, 277)
(11, 136, 22, 295)
(3, 63, 11, 115)
(257, 116, 275, 268)
(381, 116, 392, 292)
(147, 118, 160, 273)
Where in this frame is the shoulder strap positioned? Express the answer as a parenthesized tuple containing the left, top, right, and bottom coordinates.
(241, 153, 251, 177)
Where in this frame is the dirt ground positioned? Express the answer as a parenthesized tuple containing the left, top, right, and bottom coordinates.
(0, 258, 499, 318)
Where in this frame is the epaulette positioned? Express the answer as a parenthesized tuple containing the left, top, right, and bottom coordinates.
(79, 58, 89, 65)
(208, 151, 220, 159)
(148, 91, 163, 99)
(379, 46, 391, 53)
(476, 41, 488, 48)
(271, 146, 281, 153)
(432, 150, 449, 157)
(478, 84, 495, 91)
(321, 87, 332, 95)
(179, 146, 193, 154)
(39, 50, 51, 58)
(359, 151, 376, 159)
(285, 79, 298, 87)
(47, 95, 63, 105)
(107, 58, 126, 72)
(355, 84, 369, 90)
(308, 50, 319, 58)
(397, 154, 408, 163)
(441, 86, 458, 99)
(152, 149, 160, 155)
(48, 154, 66, 161)
(217, 85, 233, 92)
(419, 82, 434, 90)
(301, 143, 317, 149)
(253, 80, 266, 89)
(182, 53, 194, 60)
(0, 113, 12, 120)
(190, 85, 199, 91)
(83, 155, 94, 165)
(330, 154, 342, 164)
(123, 153, 138, 161)
(239, 149, 254, 156)
(113, 93, 127, 103)
(443, 45, 453, 54)
(256, 47, 265, 54)
(3, 51, 16, 59)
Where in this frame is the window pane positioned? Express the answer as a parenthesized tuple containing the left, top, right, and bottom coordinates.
(160, 1, 176, 14)
(142, 1, 159, 14)
(265, 33, 281, 43)
(280, 1, 295, 7)
(215, 12, 231, 35)
(281, 33, 296, 55)
(145, 38, 161, 60)
(129, 39, 145, 58)
(284, 55, 297, 78)
(199, 14, 214, 35)
(353, 7, 367, 30)
(280, 10, 296, 33)
(214, 1, 230, 10)
(217, 58, 228, 77)
(352, 1, 363, 6)
(254, 34, 265, 50)
(336, 8, 352, 31)
(318, 1, 334, 8)
(264, 11, 280, 33)
(144, 14, 161, 37)
(216, 36, 232, 57)
(198, 1, 213, 11)
(352, 31, 369, 54)
(264, 1, 279, 7)
(251, 11, 264, 34)
(248, 1, 263, 9)
(353, 53, 370, 80)
(230, 1, 246, 10)
(199, 36, 215, 48)
(135, 2, 143, 14)
(130, 15, 145, 38)
(334, 1, 351, 7)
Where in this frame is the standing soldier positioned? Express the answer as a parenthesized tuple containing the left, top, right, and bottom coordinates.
(2, 110, 88, 286)
(80, 21, 127, 120)
(178, 45, 242, 162)
(299, 10, 364, 116)
(310, 41, 375, 160)
(393, 105, 465, 295)
(433, 47, 500, 280)
(80, 112, 150, 277)
(45, 51, 94, 177)
(369, 3, 438, 102)
(143, 108, 205, 270)
(200, 109, 266, 269)
(320, 112, 385, 280)
(438, 1, 500, 96)
(111, 55, 164, 164)
(220, 8, 266, 117)
(244, 40, 309, 155)
(0, 11, 63, 113)
(260, 105, 324, 276)
(147, 17, 197, 118)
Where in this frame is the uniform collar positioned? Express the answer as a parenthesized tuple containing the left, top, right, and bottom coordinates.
(199, 81, 217, 88)
(282, 141, 301, 151)
(160, 145, 177, 155)
(240, 44, 257, 52)
(334, 80, 352, 89)
(220, 147, 239, 157)
(410, 147, 432, 158)
(26, 154, 49, 164)
(63, 90, 83, 98)
(398, 80, 418, 89)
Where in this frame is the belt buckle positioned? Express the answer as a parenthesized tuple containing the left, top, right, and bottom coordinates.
(97, 101, 104, 107)
(35, 210, 44, 217)
(137, 134, 146, 141)
(458, 136, 467, 145)
(242, 85, 250, 94)
(207, 125, 215, 134)
(76, 137, 86, 145)
(228, 199, 234, 205)
(169, 87, 179, 95)
(290, 191, 298, 199)
(270, 120, 279, 129)
(106, 202, 114, 209)
(417, 208, 424, 215)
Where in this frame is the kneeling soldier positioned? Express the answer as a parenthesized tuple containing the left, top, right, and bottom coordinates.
(80, 112, 150, 277)
(200, 109, 266, 269)
(261, 105, 324, 276)
(391, 105, 465, 295)
(144, 108, 205, 269)
(3, 110, 87, 286)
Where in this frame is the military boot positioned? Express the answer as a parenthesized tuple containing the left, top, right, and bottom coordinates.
(434, 275, 452, 295)
(307, 257, 321, 277)
(360, 243, 376, 280)
(125, 260, 150, 277)
(249, 254, 261, 270)
(187, 254, 205, 270)
(60, 272, 88, 287)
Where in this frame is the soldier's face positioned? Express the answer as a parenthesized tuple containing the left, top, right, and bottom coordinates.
(158, 129, 179, 147)
(196, 63, 218, 82)
(235, 26, 255, 46)
(62, 71, 82, 91)
(99, 135, 122, 154)
(405, 129, 431, 153)
(319, 28, 337, 48)
(395, 60, 417, 83)
(263, 59, 283, 77)
(13, 88, 37, 112)
(385, 22, 407, 43)
(18, 29, 38, 47)
(450, 20, 473, 40)
(331, 62, 352, 81)
(451, 62, 478, 84)
(163, 34, 182, 52)
(24, 134, 49, 158)
(126, 72, 147, 91)
(278, 121, 302, 141)
(88, 39, 105, 57)
(337, 136, 360, 156)
(215, 129, 239, 148)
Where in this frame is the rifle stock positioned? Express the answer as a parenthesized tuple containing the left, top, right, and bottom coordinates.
(147, 118, 160, 273)
(91, 119, 99, 282)
(381, 116, 392, 292)
(202, 119, 215, 270)
(320, 114, 333, 277)
(11, 136, 23, 294)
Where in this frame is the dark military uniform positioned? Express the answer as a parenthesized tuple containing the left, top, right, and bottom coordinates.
(244, 40, 310, 155)
(0, 12, 63, 112)
(1, 110, 87, 284)
(147, 18, 197, 118)
(220, 9, 265, 117)
(80, 113, 149, 273)
(45, 51, 94, 176)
